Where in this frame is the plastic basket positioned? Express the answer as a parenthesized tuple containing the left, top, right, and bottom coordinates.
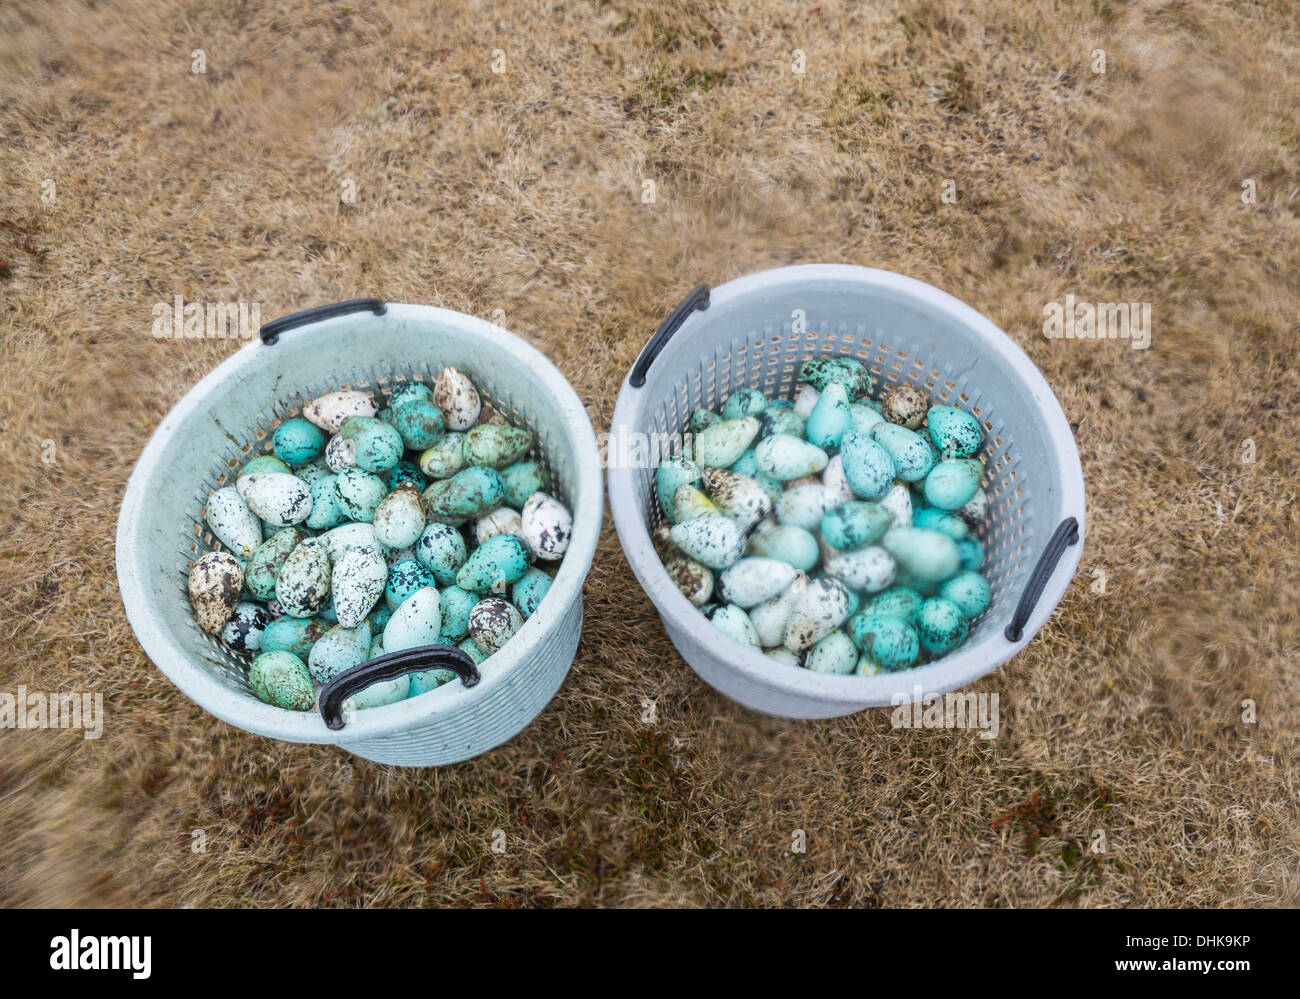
(607, 265, 1085, 719)
(116, 300, 602, 765)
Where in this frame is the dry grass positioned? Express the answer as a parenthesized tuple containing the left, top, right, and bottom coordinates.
(1, 0, 1297, 907)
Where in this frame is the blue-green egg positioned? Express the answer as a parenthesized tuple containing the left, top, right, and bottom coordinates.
(747, 524, 820, 572)
(940, 571, 990, 619)
(462, 423, 534, 469)
(500, 459, 551, 509)
(923, 459, 984, 511)
(334, 467, 388, 523)
(805, 380, 854, 451)
(870, 423, 935, 482)
(422, 465, 505, 523)
(926, 405, 984, 458)
(386, 559, 437, 611)
(305, 474, 347, 530)
(512, 568, 552, 618)
(839, 430, 897, 500)
(691, 407, 720, 434)
(260, 616, 331, 661)
(418, 432, 467, 480)
(385, 396, 446, 451)
(821, 500, 893, 549)
(798, 356, 872, 399)
(754, 434, 829, 480)
(272, 417, 327, 467)
(846, 612, 919, 671)
(438, 584, 478, 641)
(241, 454, 292, 478)
(721, 388, 768, 420)
(957, 537, 985, 571)
(456, 533, 532, 593)
(880, 527, 961, 584)
(384, 459, 425, 492)
(249, 650, 316, 710)
(915, 597, 968, 656)
(867, 586, 925, 624)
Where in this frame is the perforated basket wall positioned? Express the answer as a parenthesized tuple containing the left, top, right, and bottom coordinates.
(608, 265, 1085, 719)
(117, 304, 603, 766)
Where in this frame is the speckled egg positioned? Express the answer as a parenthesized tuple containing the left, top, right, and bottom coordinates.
(414, 522, 469, 586)
(521, 492, 572, 562)
(754, 434, 829, 480)
(673, 484, 720, 522)
(927, 405, 984, 458)
(189, 551, 244, 634)
(221, 601, 272, 653)
(669, 514, 746, 571)
(303, 390, 379, 433)
(880, 383, 928, 429)
(433, 366, 481, 430)
(418, 432, 468, 480)
(372, 481, 425, 549)
(783, 577, 851, 652)
(693, 417, 760, 469)
(718, 557, 797, 608)
(385, 459, 425, 492)
(940, 571, 991, 619)
(821, 501, 893, 550)
(385, 395, 446, 451)
(838, 431, 897, 500)
(386, 559, 437, 611)
(331, 543, 387, 627)
(319, 522, 379, 563)
(747, 524, 820, 572)
(867, 586, 924, 624)
(511, 569, 553, 618)
(655, 455, 701, 521)
(760, 405, 808, 440)
(721, 388, 768, 420)
(749, 574, 808, 647)
(204, 487, 262, 560)
(456, 533, 532, 593)
(702, 468, 771, 534)
(274, 539, 332, 618)
(304, 475, 347, 531)
(846, 612, 919, 671)
(774, 483, 839, 531)
(806, 629, 858, 674)
(260, 616, 331, 661)
(423, 466, 505, 523)
(707, 604, 760, 647)
(500, 459, 551, 509)
(334, 468, 388, 523)
(236, 472, 313, 527)
(665, 557, 713, 606)
(798, 356, 872, 400)
(923, 458, 984, 511)
(462, 423, 533, 469)
(468, 597, 524, 655)
(338, 416, 404, 474)
(383, 586, 443, 651)
(325, 432, 358, 473)
(249, 650, 316, 710)
(870, 423, 935, 482)
(307, 621, 372, 683)
(241, 454, 292, 478)
(824, 545, 896, 593)
(916, 597, 969, 656)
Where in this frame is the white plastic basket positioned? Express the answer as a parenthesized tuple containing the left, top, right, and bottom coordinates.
(608, 265, 1085, 719)
(116, 300, 602, 766)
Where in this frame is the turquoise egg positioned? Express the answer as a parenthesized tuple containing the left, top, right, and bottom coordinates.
(438, 584, 478, 641)
(806, 380, 854, 450)
(867, 586, 924, 624)
(343, 674, 411, 711)
(386, 559, 437, 611)
(923, 459, 984, 511)
(754, 434, 828, 480)
(880, 527, 961, 583)
(242, 454, 292, 478)
(339, 416, 405, 473)
(272, 417, 327, 466)
(501, 459, 552, 509)
(249, 650, 316, 710)
(846, 612, 919, 671)
(414, 522, 469, 586)
(419, 432, 467, 479)
(927, 405, 984, 458)
(383, 586, 443, 651)
(422, 466, 505, 523)
(747, 524, 820, 572)
(760, 406, 807, 440)
(820, 500, 893, 549)
(335, 468, 388, 523)
(367, 603, 393, 632)
(694, 417, 760, 469)
(912, 506, 971, 540)
(260, 616, 330, 661)
(940, 571, 991, 618)
(798, 356, 872, 399)
(511, 568, 552, 617)
(839, 430, 896, 500)
(916, 597, 969, 655)
(957, 537, 985, 571)
(655, 455, 700, 521)
(691, 407, 720, 434)
(806, 629, 858, 674)
(721, 388, 768, 420)
(388, 380, 435, 407)
(385, 397, 446, 451)
(458, 635, 489, 664)
(870, 424, 935, 482)
(849, 403, 884, 434)
(305, 474, 347, 530)
(462, 423, 534, 469)
(384, 459, 425, 491)
(456, 533, 532, 593)
(409, 667, 458, 697)
(707, 604, 760, 647)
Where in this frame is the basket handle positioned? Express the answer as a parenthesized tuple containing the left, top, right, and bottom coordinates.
(260, 298, 388, 345)
(629, 284, 711, 387)
(1004, 516, 1080, 642)
(316, 644, 480, 730)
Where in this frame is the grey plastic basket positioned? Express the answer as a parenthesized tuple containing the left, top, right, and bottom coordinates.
(116, 301, 602, 766)
(607, 265, 1086, 718)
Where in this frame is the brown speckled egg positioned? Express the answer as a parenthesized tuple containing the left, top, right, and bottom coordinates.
(880, 383, 929, 430)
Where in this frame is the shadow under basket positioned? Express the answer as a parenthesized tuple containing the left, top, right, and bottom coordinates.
(607, 265, 1086, 719)
(116, 301, 602, 766)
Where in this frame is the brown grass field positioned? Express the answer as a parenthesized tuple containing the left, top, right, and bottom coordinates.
(0, 0, 1297, 907)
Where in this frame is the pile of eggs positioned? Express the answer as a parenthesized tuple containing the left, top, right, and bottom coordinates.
(651, 356, 992, 676)
(187, 367, 573, 712)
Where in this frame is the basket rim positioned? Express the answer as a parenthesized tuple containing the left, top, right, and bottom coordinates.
(115, 302, 603, 745)
(607, 263, 1086, 709)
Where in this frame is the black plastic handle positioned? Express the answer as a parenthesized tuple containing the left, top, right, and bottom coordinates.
(260, 298, 388, 345)
(629, 284, 710, 388)
(1004, 517, 1080, 642)
(317, 644, 480, 730)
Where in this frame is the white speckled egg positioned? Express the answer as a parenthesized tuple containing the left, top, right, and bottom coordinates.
(303, 390, 379, 433)
(749, 574, 808, 647)
(325, 433, 358, 473)
(718, 557, 797, 608)
(319, 522, 380, 563)
(521, 491, 572, 562)
(468, 597, 524, 654)
(221, 601, 272, 653)
(236, 472, 313, 527)
(702, 467, 772, 534)
(783, 577, 851, 652)
(433, 366, 481, 430)
(824, 545, 896, 593)
(793, 383, 820, 418)
(189, 551, 244, 635)
(372, 481, 425, 549)
(473, 507, 524, 547)
(274, 539, 332, 618)
(204, 486, 262, 560)
(331, 543, 387, 627)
